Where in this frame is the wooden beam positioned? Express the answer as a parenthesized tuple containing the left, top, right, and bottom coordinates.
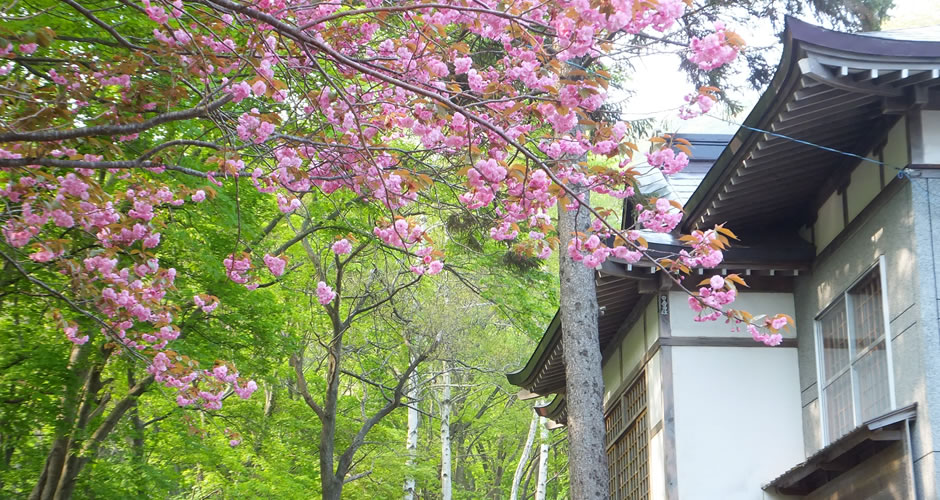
(798, 58, 902, 97)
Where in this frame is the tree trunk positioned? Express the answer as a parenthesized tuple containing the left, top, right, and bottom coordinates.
(535, 416, 549, 500)
(510, 410, 538, 500)
(404, 357, 419, 500)
(30, 365, 152, 500)
(128, 370, 146, 498)
(440, 365, 453, 500)
(320, 337, 343, 500)
(557, 187, 609, 499)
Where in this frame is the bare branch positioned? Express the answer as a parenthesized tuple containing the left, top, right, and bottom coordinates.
(0, 96, 231, 143)
(0, 158, 209, 178)
(59, 0, 150, 52)
(290, 351, 325, 420)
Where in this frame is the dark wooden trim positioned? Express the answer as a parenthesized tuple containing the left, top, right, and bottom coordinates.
(908, 163, 940, 169)
(879, 148, 886, 188)
(842, 186, 850, 227)
(815, 174, 908, 265)
(659, 293, 672, 338)
(671, 275, 796, 293)
(660, 336, 798, 348)
(650, 419, 664, 437)
(661, 345, 679, 500)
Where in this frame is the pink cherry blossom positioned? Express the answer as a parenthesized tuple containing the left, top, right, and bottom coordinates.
(709, 275, 725, 290)
(64, 325, 89, 345)
(689, 23, 740, 71)
(331, 239, 352, 255)
(316, 281, 336, 305)
(263, 253, 286, 277)
(646, 148, 690, 175)
(230, 81, 252, 103)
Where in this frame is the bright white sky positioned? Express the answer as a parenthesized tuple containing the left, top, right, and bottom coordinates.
(620, 0, 940, 137)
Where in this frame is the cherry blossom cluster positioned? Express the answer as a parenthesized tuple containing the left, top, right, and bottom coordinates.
(0, 0, 782, 437)
(567, 231, 645, 270)
(646, 147, 690, 175)
(0, 165, 255, 409)
(679, 93, 717, 120)
(316, 281, 336, 305)
(689, 23, 742, 71)
(636, 199, 683, 233)
(677, 229, 725, 269)
(748, 324, 784, 347)
(687, 275, 738, 323)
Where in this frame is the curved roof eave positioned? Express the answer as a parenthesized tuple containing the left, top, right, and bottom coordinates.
(505, 311, 560, 387)
(682, 16, 940, 232)
(788, 16, 940, 58)
(681, 19, 799, 231)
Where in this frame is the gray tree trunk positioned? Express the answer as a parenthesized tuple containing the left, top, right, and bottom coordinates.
(557, 188, 609, 499)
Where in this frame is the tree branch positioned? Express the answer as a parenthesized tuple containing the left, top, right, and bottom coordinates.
(59, 0, 150, 52)
(334, 332, 441, 479)
(290, 351, 325, 420)
(0, 96, 231, 143)
(0, 158, 209, 178)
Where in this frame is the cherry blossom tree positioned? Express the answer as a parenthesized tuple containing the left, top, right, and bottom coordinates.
(0, 0, 803, 497)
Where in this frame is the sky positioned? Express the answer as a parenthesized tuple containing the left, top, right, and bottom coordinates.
(620, 0, 940, 137)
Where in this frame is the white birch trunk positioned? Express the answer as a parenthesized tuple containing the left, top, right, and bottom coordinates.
(403, 358, 419, 500)
(535, 416, 549, 500)
(558, 185, 609, 498)
(510, 410, 539, 500)
(440, 365, 452, 500)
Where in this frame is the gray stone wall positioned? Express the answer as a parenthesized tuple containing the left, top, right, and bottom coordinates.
(909, 170, 940, 499)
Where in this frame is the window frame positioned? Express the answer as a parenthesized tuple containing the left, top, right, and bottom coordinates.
(814, 255, 896, 445)
(604, 370, 649, 500)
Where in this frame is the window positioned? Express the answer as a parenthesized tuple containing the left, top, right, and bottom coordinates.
(605, 371, 649, 500)
(816, 260, 895, 443)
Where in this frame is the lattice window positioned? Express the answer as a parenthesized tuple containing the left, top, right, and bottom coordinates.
(605, 400, 622, 445)
(817, 263, 893, 444)
(605, 372, 648, 500)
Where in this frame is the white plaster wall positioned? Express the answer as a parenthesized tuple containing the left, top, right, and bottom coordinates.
(847, 158, 881, 222)
(648, 351, 663, 429)
(672, 346, 804, 500)
(603, 300, 662, 406)
(649, 429, 666, 500)
(645, 297, 660, 342)
(815, 190, 844, 253)
(883, 118, 908, 167)
(917, 110, 940, 164)
(669, 291, 797, 339)
(648, 351, 666, 500)
(602, 344, 620, 406)
(621, 320, 646, 379)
